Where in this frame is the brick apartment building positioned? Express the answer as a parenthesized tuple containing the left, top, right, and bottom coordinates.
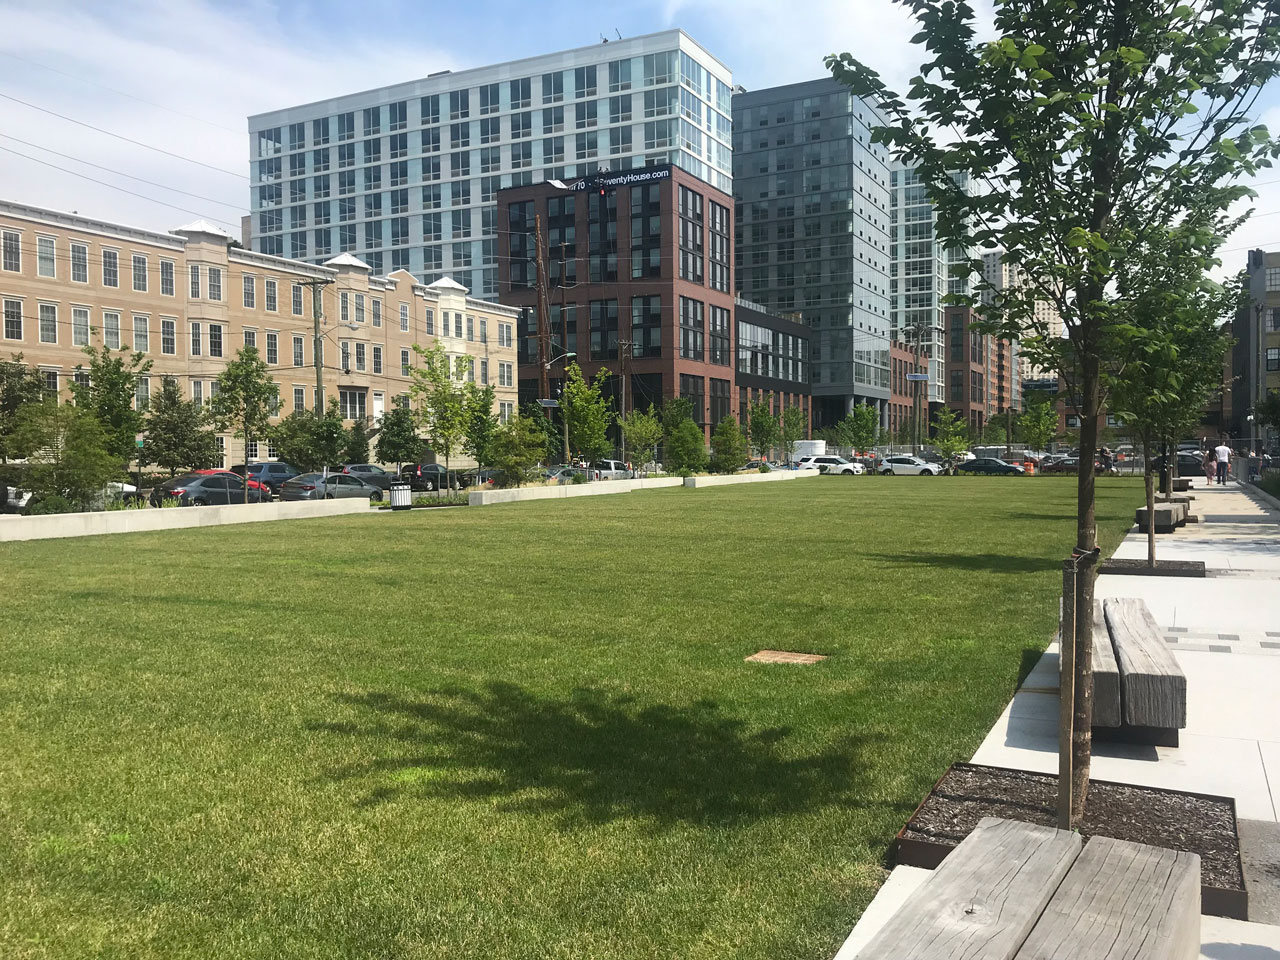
(497, 164, 743, 439)
(0, 200, 518, 465)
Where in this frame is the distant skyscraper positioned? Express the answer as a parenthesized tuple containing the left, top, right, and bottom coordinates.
(981, 250, 1062, 382)
(732, 78, 892, 428)
(247, 30, 732, 299)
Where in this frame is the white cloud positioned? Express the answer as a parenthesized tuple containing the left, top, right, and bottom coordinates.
(0, 0, 459, 233)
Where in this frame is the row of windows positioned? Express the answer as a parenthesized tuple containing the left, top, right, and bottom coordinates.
(2, 230, 178, 294)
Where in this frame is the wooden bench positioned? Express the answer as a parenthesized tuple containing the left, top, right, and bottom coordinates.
(855, 817, 1200, 959)
(1087, 598, 1186, 746)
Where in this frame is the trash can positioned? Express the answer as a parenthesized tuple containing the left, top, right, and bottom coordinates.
(389, 481, 412, 511)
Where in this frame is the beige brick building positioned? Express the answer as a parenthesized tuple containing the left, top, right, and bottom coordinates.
(0, 200, 518, 466)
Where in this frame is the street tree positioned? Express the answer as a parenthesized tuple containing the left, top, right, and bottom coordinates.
(931, 408, 971, 473)
(343, 417, 371, 465)
(489, 414, 547, 487)
(664, 417, 707, 474)
(409, 343, 469, 492)
(1019, 400, 1059, 456)
(463, 383, 498, 472)
(561, 362, 613, 465)
(144, 377, 219, 476)
(779, 404, 807, 465)
(1, 354, 45, 463)
(829, 0, 1280, 823)
(69, 344, 152, 471)
(210, 347, 279, 502)
(374, 405, 421, 471)
(10, 401, 120, 511)
(521, 400, 563, 464)
(837, 403, 880, 455)
(746, 398, 780, 460)
(271, 404, 345, 472)
(619, 405, 663, 474)
(709, 416, 749, 473)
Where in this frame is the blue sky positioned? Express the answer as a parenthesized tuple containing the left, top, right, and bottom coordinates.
(0, 0, 1276, 273)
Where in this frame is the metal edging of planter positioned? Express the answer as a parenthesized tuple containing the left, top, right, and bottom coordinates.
(891, 761, 1248, 921)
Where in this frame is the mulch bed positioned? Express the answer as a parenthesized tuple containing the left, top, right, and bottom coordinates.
(900, 763, 1243, 892)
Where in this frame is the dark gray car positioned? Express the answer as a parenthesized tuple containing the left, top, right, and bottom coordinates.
(280, 472, 382, 501)
(341, 463, 394, 490)
(150, 473, 267, 507)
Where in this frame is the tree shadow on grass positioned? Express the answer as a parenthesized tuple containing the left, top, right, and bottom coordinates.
(309, 683, 887, 828)
(866, 552, 1060, 574)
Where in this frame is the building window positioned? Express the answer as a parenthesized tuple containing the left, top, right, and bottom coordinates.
(243, 275, 256, 308)
(39, 303, 57, 344)
(37, 236, 56, 277)
(372, 345, 383, 374)
(589, 299, 619, 361)
(40, 369, 58, 398)
(679, 297, 704, 361)
(103, 311, 121, 349)
(1, 231, 19, 272)
(1268, 347, 1280, 372)
(355, 294, 365, 325)
(162, 318, 176, 355)
(449, 89, 469, 120)
(574, 65, 597, 99)
(2, 298, 21, 340)
(73, 307, 90, 347)
(399, 302, 409, 332)
(208, 267, 222, 301)
(401, 348, 411, 377)
(339, 388, 366, 420)
(132, 315, 148, 352)
(630, 296, 662, 358)
(1267, 266, 1280, 291)
(679, 373, 705, 425)
(293, 386, 305, 412)
(292, 283, 304, 316)
(355, 342, 366, 372)
(71, 242, 88, 283)
(265, 279, 278, 312)
(102, 249, 119, 287)
(160, 259, 175, 296)
(191, 322, 202, 356)
(131, 253, 147, 291)
(209, 323, 223, 358)
(135, 376, 150, 411)
(265, 332, 278, 365)
(293, 335, 304, 367)
(709, 378, 730, 427)
(678, 185, 704, 284)
(708, 306, 730, 366)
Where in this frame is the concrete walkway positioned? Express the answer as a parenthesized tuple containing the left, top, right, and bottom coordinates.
(834, 479, 1280, 959)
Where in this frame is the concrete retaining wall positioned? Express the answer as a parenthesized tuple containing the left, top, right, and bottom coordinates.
(0, 497, 370, 543)
(682, 468, 820, 488)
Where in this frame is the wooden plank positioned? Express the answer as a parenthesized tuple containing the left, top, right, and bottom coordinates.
(1089, 601, 1121, 728)
(1015, 835, 1200, 960)
(857, 817, 1082, 960)
(1104, 598, 1186, 729)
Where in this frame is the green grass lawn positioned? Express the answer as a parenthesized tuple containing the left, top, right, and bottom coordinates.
(0, 476, 1141, 960)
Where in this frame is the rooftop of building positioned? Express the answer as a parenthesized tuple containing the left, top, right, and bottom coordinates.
(248, 29, 729, 126)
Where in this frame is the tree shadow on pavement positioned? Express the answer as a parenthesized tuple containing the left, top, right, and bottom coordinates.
(308, 682, 883, 828)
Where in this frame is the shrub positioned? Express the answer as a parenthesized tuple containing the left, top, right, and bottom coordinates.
(25, 495, 76, 516)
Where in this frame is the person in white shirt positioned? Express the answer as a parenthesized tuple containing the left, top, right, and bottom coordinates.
(1213, 441, 1232, 485)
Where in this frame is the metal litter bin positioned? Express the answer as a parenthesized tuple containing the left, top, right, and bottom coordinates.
(389, 481, 412, 511)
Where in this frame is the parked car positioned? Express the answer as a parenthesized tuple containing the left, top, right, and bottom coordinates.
(1151, 452, 1210, 475)
(740, 459, 773, 472)
(193, 469, 271, 499)
(955, 457, 1026, 476)
(798, 455, 865, 475)
(230, 461, 300, 495)
(280, 472, 383, 501)
(150, 473, 266, 507)
(462, 468, 498, 488)
(547, 466, 588, 484)
(879, 455, 941, 476)
(399, 463, 461, 492)
(1041, 456, 1119, 476)
(341, 463, 395, 490)
(592, 460, 633, 480)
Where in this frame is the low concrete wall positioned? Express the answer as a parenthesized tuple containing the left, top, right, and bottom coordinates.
(1244, 480, 1280, 514)
(683, 468, 820, 488)
(0, 497, 370, 543)
(469, 479, 637, 506)
(633, 477, 685, 490)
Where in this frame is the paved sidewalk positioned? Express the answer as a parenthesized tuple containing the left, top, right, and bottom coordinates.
(833, 479, 1280, 958)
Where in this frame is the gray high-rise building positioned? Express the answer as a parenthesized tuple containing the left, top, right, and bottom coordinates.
(731, 78, 892, 428)
(246, 30, 732, 299)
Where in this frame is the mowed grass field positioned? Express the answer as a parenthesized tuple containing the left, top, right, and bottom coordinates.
(0, 476, 1141, 960)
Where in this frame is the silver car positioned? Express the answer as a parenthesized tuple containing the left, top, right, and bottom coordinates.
(280, 472, 383, 501)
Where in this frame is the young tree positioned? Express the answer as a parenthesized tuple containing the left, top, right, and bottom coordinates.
(408, 344, 469, 493)
(374, 405, 421, 471)
(747, 398, 780, 460)
(463, 383, 498, 472)
(144, 377, 219, 476)
(709, 416, 749, 473)
(779, 404, 807, 465)
(210, 347, 279, 502)
(489, 414, 547, 487)
(10, 401, 120, 511)
(1, 354, 46, 463)
(1019, 400, 1059, 456)
(69, 344, 153, 471)
(619, 405, 663, 475)
(932, 408, 971, 473)
(837, 403, 880, 454)
(830, 1, 1279, 823)
(521, 400, 563, 464)
(561, 362, 613, 466)
(343, 416, 371, 465)
(665, 417, 708, 474)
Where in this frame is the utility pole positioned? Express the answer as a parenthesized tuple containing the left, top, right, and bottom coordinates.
(534, 213, 550, 407)
(299, 278, 334, 414)
(617, 338, 632, 463)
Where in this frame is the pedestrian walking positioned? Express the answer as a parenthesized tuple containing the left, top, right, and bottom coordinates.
(1213, 439, 1232, 485)
(1203, 448, 1215, 486)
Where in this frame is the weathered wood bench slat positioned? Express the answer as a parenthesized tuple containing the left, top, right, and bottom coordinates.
(1104, 598, 1187, 729)
(856, 817, 1082, 960)
(1014, 835, 1200, 960)
(1089, 600, 1122, 728)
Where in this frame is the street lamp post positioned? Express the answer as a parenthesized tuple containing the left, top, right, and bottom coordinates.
(544, 350, 576, 465)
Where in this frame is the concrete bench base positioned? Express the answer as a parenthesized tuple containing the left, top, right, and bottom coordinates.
(1135, 501, 1186, 533)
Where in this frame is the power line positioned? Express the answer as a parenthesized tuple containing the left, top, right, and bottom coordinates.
(0, 143, 241, 230)
(0, 51, 243, 134)
(0, 133, 245, 211)
(0, 91, 246, 179)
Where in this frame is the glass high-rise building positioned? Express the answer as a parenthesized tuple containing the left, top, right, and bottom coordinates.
(731, 77, 892, 428)
(247, 30, 732, 299)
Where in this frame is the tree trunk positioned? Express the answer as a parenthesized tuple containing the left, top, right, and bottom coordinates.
(1143, 434, 1155, 567)
(1071, 351, 1101, 824)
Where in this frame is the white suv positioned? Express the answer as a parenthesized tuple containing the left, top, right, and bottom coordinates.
(798, 455, 865, 475)
(592, 460, 633, 480)
(879, 455, 941, 476)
